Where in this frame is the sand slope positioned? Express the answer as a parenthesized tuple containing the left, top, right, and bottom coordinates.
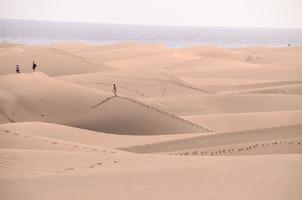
(146, 94, 302, 115)
(1, 151, 301, 200)
(183, 110, 302, 132)
(0, 122, 205, 148)
(0, 72, 208, 134)
(0, 47, 111, 76)
(1, 123, 301, 200)
(0, 43, 302, 200)
(67, 96, 209, 134)
(121, 124, 302, 154)
(0, 72, 110, 124)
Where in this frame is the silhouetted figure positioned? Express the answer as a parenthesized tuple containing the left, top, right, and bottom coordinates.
(32, 61, 37, 71)
(288, 44, 290, 47)
(16, 65, 20, 73)
(113, 84, 117, 96)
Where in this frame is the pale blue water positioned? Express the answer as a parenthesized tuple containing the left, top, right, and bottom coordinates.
(1, 19, 302, 48)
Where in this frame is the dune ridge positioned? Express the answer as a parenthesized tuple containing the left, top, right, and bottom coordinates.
(120, 123, 302, 154)
(67, 95, 211, 134)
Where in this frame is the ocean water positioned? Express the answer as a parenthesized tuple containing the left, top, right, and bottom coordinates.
(1, 19, 302, 48)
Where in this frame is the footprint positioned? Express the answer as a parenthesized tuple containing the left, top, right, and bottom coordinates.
(64, 168, 74, 171)
(52, 142, 58, 145)
(95, 162, 102, 165)
(4, 129, 10, 133)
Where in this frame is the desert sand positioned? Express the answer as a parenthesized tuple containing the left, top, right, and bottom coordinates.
(0, 42, 301, 200)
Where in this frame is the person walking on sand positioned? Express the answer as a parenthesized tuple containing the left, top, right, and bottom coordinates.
(16, 65, 20, 73)
(32, 61, 37, 72)
(113, 84, 117, 96)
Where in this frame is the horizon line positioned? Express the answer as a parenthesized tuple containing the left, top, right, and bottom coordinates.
(1, 17, 302, 30)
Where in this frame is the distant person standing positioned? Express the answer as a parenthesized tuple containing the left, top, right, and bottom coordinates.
(16, 65, 20, 73)
(32, 61, 37, 72)
(113, 84, 117, 96)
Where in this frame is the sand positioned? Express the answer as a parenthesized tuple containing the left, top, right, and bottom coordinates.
(0, 42, 301, 200)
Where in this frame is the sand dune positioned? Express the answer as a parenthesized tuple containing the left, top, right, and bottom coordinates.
(0, 72, 110, 124)
(235, 46, 302, 65)
(232, 84, 302, 95)
(0, 47, 111, 76)
(121, 124, 302, 154)
(171, 65, 302, 80)
(0, 149, 301, 200)
(1, 148, 301, 200)
(0, 43, 25, 56)
(146, 94, 302, 115)
(66, 96, 210, 134)
(0, 122, 204, 148)
(0, 43, 301, 200)
(183, 111, 302, 132)
(191, 80, 302, 93)
(0, 72, 209, 134)
(50, 42, 95, 53)
(163, 57, 261, 73)
(105, 51, 199, 69)
(0, 149, 123, 176)
(58, 71, 208, 98)
(75, 42, 174, 63)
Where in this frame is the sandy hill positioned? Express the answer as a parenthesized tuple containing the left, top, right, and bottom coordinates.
(121, 123, 302, 154)
(57, 71, 208, 98)
(170, 64, 302, 81)
(183, 110, 302, 132)
(0, 47, 111, 76)
(74, 42, 174, 63)
(0, 122, 204, 148)
(143, 94, 302, 116)
(104, 51, 199, 69)
(231, 83, 302, 95)
(49, 42, 95, 53)
(193, 80, 302, 94)
(234, 46, 302, 65)
(0, 43, 25, 56)
(0, 72, 110, 124)
(0, 72, 208, 134)
(66, 96, 209, 134)
(0, 122, 301, 200)
(181, 45, 250, 61)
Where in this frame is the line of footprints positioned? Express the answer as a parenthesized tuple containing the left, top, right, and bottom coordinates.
(174, 139, 302, 156)
(1, 129, 119, 174)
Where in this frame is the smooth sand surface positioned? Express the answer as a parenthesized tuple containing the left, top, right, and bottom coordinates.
(0, 43, 301, 200)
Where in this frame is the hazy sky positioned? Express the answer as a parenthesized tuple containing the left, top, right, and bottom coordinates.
(0, 0, 301, 28)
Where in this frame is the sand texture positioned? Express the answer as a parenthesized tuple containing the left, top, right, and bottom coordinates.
(0, 43, 301, 200)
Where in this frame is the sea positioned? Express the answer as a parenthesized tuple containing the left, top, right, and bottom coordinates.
(1, 19, 302, 48)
